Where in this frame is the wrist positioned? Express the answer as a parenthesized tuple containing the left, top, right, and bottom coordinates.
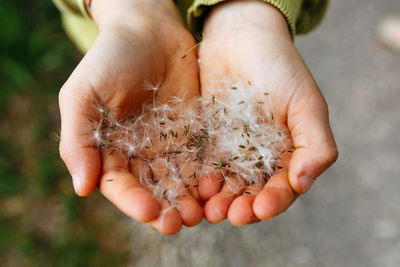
(89, 0, 183, 31)
(203, 0, 291, 41)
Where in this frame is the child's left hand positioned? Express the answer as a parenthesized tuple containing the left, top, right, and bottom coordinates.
(197, 0, 338, 225)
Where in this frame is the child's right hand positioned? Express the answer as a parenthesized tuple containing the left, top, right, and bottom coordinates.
(58, 0, 202, 234)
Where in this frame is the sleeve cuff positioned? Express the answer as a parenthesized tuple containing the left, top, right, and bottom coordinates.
(187, 0, 302, 39)
(53, 0, 91, 19)
(53, 0, 97, 53)
(75, 0, 92, 19)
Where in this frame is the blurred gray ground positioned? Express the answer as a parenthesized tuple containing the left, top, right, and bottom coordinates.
(127, 1, 400, 266)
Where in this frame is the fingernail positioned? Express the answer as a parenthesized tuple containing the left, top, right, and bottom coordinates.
(299, 175, 314, 193)
(72, 174, 83, 195)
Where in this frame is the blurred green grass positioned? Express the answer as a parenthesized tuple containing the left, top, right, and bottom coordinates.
(0, 1, 131, 266)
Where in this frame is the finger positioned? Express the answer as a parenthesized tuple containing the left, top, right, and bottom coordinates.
(253, 152, 297, 220)
(287, 87, 338, 194)
(174, 153, 201, 202)
(59, 81, 101, 196)
(175, 195, 203, 227)
(150, 158, 203, 227)
(203, 175, 246, 224)
(146, 201, 182, 235)
(99, 149, 160, 222)
(227, 183, 263, 226)
(199, 172, 224, 201)
(130, 158, 199, 231)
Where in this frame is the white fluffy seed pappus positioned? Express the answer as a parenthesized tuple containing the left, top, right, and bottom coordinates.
(89, 81, 293, 205)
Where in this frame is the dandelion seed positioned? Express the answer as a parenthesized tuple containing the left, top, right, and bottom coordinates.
(89, 80, 292, 205)
(144, 81, 160, 91)
(255, 161, 264, 168)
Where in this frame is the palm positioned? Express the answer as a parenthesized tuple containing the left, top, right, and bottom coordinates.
(59, 19, 202, 234)
(198, 22, 336, 225)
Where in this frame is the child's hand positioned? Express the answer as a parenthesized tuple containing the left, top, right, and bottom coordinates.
(198, 0, 338, 225)
(58, 0, 202, 234)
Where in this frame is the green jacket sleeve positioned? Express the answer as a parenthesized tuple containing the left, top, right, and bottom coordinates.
(186, 0, 329, 38)
(53, 0, 98, 53)
(53, 0, 328, 53)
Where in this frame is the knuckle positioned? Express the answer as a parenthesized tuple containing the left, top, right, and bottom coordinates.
(323, 144, 339, 167)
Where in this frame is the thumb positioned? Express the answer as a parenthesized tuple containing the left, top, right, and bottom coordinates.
(287, 87, 338, 194)
(59, 75, 101, 196)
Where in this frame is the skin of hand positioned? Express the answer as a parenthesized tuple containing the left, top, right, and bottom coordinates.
(58, 0, 203, 234)
(197, 0, 338, 226)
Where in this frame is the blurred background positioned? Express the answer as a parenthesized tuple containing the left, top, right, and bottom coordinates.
(1, 0, 400, 266)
